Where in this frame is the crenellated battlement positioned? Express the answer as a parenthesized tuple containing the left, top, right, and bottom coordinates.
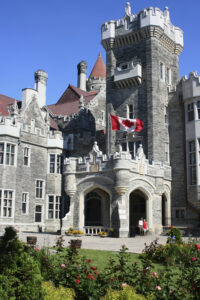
(182, 71, 200, 101)
(0, 116, 21, 138)
(101, 3, 183, 52)
(64, 149, 171, 180)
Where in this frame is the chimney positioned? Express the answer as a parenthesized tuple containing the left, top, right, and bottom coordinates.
(34, 69, 48, 108)
(77, 61, 87, 91)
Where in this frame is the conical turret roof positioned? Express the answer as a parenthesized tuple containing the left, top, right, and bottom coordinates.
(89, 52, 106, 79)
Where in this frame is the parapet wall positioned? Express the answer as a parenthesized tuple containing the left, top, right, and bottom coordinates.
(101, 4, 183, 48)
(182, 72, 200, 101)
(64, 151, 171, 180)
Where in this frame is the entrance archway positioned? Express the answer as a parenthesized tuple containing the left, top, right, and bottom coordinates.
(129, 190, 147, 236)
(85, 192, 102, 226)
(162, 194, 167, 226)
(84, 188, 110, 228)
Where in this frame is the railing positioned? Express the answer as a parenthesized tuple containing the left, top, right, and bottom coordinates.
(84, 226, 105, 236)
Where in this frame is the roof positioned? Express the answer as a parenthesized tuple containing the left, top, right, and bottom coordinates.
(89, 52, 106, 79)
(48, 84, 98, 116)
(0, 94, 20, 116)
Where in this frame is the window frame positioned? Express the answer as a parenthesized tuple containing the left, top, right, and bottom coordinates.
(35, 180, 45, 199)
(188, 140, 196, 185)
(22, 192, 29, 215)
(187, 103, 194, 122)
(34, 204, 43, 223)
(23, 147, 30, 167)
(49, 154, 62, 174)
(47, 195, 61, 220)
(127, 104, 134, 119)
(0, 142, 16, 166)
(0, 189, 14, 218)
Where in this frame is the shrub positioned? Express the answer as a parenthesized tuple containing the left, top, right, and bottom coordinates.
(42, 281, 75, 300)
(100, 286, 148, 300)
(0, 226, 44, 300)
(167, 226, 182, 244)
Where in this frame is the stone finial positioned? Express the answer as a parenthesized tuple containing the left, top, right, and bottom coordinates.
(125, 2, 131, 16)
(79, 95, 85, 110)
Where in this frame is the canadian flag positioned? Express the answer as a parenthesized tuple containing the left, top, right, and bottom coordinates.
(110, 114, 143, 133)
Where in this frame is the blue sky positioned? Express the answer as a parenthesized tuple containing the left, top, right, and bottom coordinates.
(0, 0, 199, 105)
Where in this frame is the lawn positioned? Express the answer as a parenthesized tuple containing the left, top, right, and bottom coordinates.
(79, 248, 163, 272)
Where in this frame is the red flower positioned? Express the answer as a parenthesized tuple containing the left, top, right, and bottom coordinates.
(91, 266, 96, 270)
(75, 279, 80, 284)
(192, 257, 197, 261)
(88, 273, 92, 279)
(92, 277, 95, 280)
(76, 275, 81, 279)
(86, 259, 91, 263)
(189, 244, 192, 248)
(195, 243, 200, 250)
(170, 225, 174, 228)
(94, 271, 98, 274)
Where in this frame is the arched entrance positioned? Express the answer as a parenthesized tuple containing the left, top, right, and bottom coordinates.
(162, 194, 167, 226)
(129, 190, 147, 237)
(85, 191, 102, 226)
(84, 188, 110, 231)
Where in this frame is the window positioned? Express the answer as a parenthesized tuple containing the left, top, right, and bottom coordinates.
(48, 195, 61, 219)
(165, 143, 169, 163)
(49, 154, 62, 174)
(23, 147, 30, 166)
(121, 64, 128, 70)
(188, 141, 196, 185)
(35, 205, 42, 222)
(127, 104, 133, 119)
(36, 180, 44, 198)
(101, 111, 105, 121)
(22, 193, 29, 214)
(0, 143, 4, 164)
(0, 190, 13, 217)
(175, 209, 185, 219)
(160, 63, 164, 80)
(166, 68, 171, 85)
(164, 106, 169, 126)
(5, 143, 15, 165)
(188, 103, 194, 121)
(197, 101, 200, 119)
(121, 140, 141, 158)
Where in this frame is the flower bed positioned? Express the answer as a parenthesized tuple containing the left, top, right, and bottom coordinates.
(1, 226, 200, 300)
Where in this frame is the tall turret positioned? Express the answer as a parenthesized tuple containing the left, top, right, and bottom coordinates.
(101, 3, 183, 160)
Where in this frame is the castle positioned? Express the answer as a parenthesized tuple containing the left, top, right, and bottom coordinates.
(0, 3, 199, 237)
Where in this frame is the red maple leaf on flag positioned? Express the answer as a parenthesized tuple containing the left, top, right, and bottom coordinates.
(121, 119, 134, 128)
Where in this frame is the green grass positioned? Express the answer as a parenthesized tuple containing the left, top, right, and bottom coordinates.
(79, 249, 165, 272)
(79, 249, 141, 271)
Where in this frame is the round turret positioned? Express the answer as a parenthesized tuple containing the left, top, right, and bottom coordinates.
(87, 52, 106, 91)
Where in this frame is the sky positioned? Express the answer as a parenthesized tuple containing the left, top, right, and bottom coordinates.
(0, 0, 200, 105)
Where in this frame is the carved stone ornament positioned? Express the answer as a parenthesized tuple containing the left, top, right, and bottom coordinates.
(115, 186, 128, 195)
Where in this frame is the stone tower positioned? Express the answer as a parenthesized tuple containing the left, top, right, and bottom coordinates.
(101, 3, 183, 161)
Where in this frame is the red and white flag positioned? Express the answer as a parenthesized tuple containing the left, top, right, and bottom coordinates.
(110, 114, 143, 133)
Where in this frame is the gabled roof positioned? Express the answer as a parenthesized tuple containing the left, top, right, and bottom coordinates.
(48, 84, 98, 116)
(89, 52, 106, 79)
(0, 94, 20, 116)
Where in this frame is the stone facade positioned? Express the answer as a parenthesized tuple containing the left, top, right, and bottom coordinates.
(0, 3, 200, 235)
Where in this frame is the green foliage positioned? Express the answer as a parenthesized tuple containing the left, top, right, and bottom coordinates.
(0, 226, 44, 300)
(100, 286, 147, 300)
(42, 281, 75, 300)
(167, 226, 182, 244)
